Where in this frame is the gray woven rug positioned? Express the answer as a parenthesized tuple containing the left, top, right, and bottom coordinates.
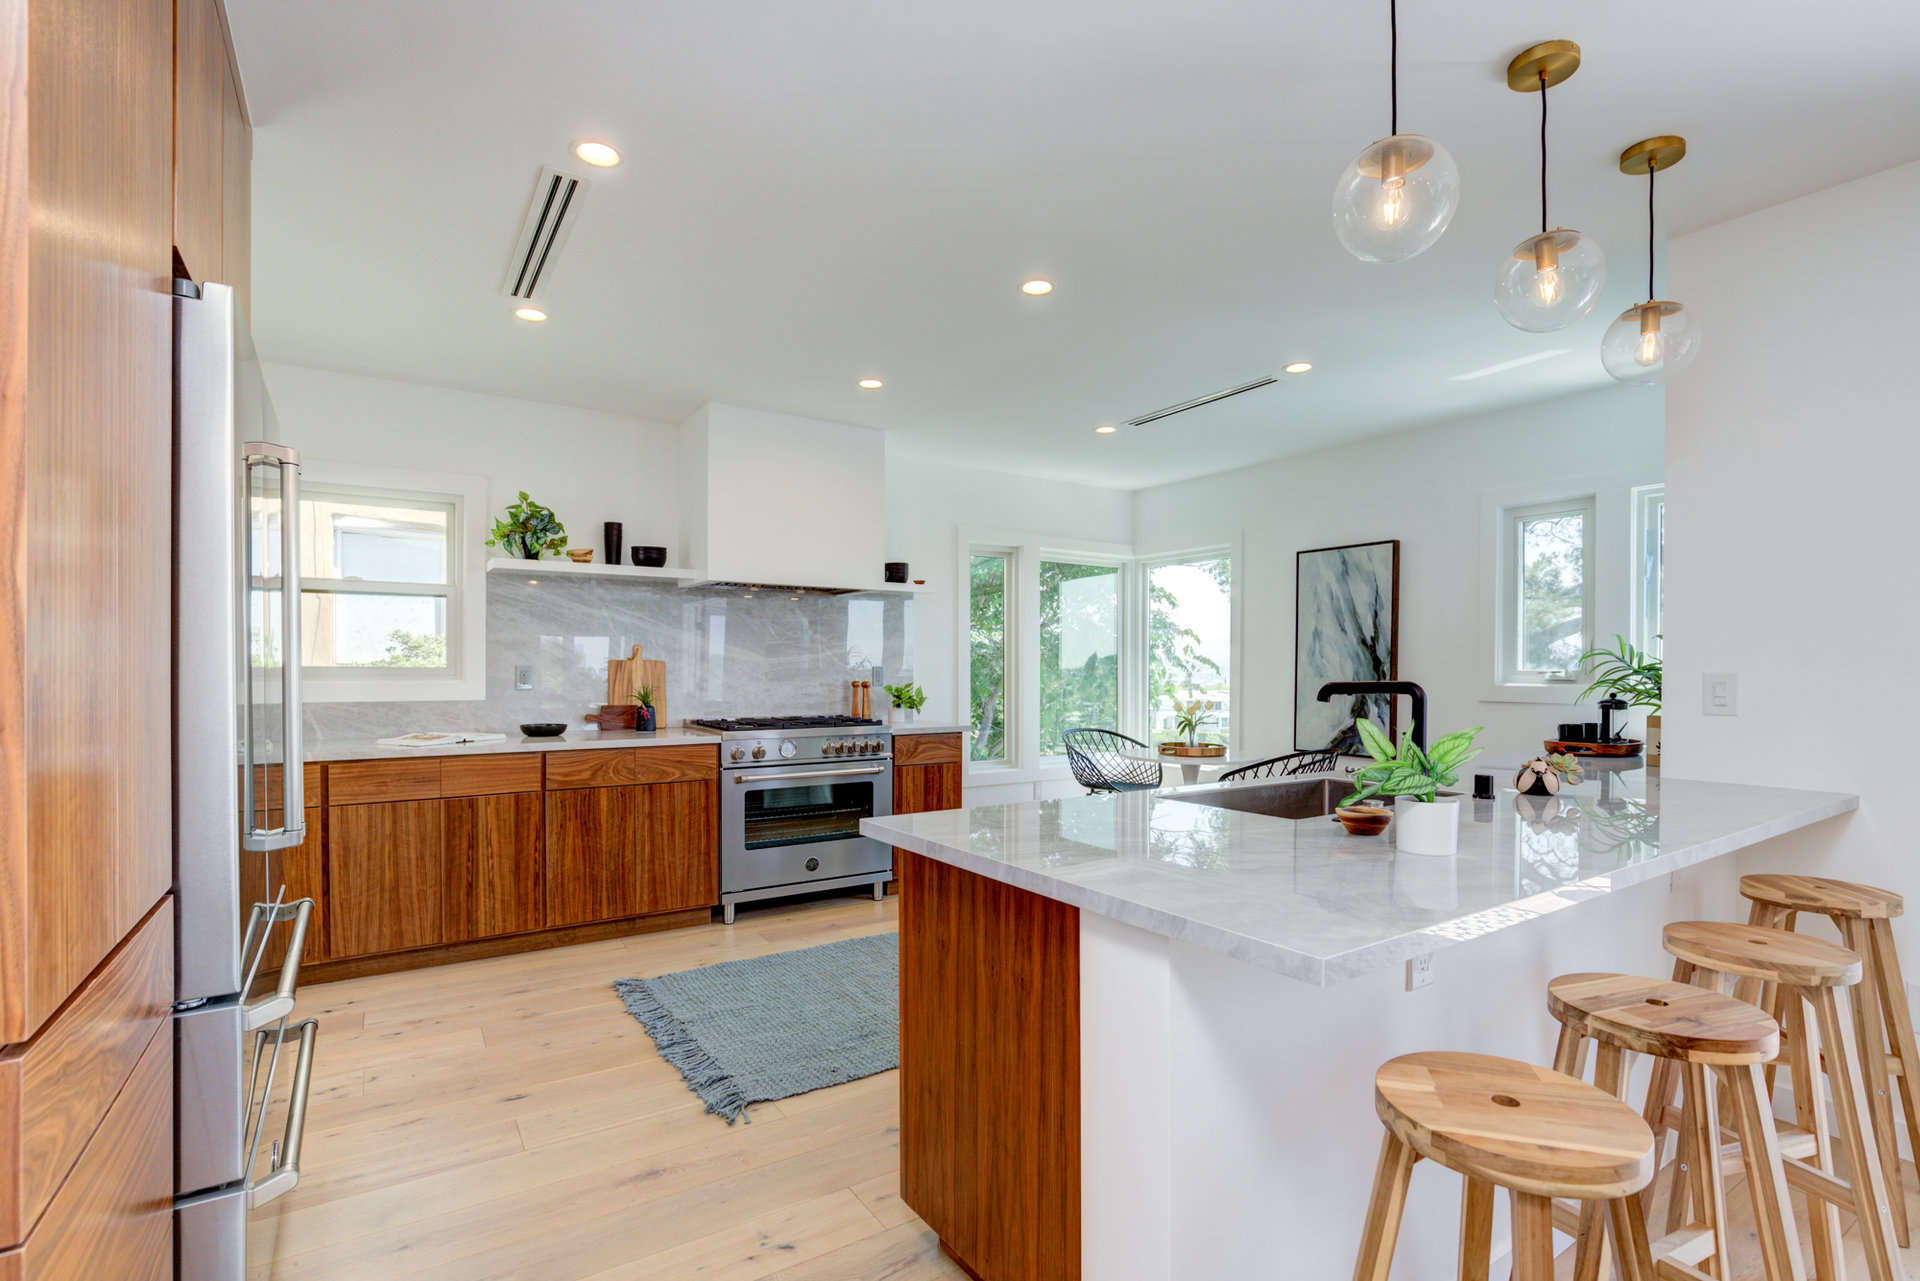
(613, 932, 899, 1123)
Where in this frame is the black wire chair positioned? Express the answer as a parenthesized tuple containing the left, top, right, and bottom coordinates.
(1061, 728, 1164, 794)
(1216, 746, 1339, 784)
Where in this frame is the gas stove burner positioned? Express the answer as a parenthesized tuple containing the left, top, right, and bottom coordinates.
(691, 715, 884, 733)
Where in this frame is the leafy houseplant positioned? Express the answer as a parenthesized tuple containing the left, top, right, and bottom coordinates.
(1576, 634, 1662, 764)
(1173, 699, 1217, 747)
(631, 683, 655, 731)
(486, 491, 568, 561)
(883, 682, 926, 724)
(1340, 718, 1484, 856)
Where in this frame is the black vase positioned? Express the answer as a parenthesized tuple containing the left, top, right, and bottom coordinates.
(603, 522, 623, 569)
(631, 545, 667, 568)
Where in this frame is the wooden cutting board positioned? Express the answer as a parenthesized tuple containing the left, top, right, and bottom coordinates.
(605, 645, 667, 720)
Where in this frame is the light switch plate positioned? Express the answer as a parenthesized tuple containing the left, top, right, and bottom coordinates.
(1703, 672, 1738, 716)
(514, 664, 534, 691)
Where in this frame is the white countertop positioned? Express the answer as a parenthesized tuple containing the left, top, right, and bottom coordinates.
(889, 723, 967, 735)
(862, 756, 1858, 986)
(309, 728, 724, 762)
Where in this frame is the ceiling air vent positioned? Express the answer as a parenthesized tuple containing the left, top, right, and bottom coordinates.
(1125, 376, 1278, 428)
(500, 166, 590, 300)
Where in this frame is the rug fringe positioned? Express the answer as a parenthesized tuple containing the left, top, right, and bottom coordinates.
(612, 978, 754, 1124)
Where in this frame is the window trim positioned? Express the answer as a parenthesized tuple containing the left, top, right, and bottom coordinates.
(1139, 544, 1238, 756)
(1034, 551, 1130, 765)
(1499, 495, 1597, 686)
(296, 460, 488, 703)
(1631, 484, 1665, 659)
(963, 546, 1018, 768)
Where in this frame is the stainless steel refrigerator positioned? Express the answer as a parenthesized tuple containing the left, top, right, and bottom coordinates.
(172, 279, 320, 1280)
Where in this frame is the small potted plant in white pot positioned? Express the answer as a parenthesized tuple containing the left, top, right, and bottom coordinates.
(882, 681, 926, 726)
(1340, 717, 1484, 856)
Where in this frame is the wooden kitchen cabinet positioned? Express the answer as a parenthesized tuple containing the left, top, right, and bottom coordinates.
(889, 734, 964, 892)
(445, 791, 545, 939)
(544, 786, 642, 926)
(173, 0, 226, 283)
(327, 799, 445, 958)
(636, 779, 718, 914)
(220, 45, 252, 315)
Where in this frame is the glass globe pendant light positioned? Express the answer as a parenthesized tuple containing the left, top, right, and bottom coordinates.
(1494, 41, 1605, 331)
(1602, 136, 1700, 384)
(1332, 0, 1460, 262)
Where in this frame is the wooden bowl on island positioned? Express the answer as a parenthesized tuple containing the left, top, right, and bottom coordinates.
(1335, 805, 1392, 837)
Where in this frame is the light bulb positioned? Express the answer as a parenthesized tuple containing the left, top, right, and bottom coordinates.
(1636, 313, 1662, 366)
(1377, 177, 1407, 228)
(1333, 135, 1459, 263)
(1534, 267, 1561, 306)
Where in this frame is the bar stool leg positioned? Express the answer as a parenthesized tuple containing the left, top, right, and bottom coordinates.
(1458, 1176, 1494, 1281)
(1352, 1132, 1416, 1281)
(1572, 1045, 1628, 1281)
(1787, 993, 1847, 1281)
(1870, 918, 1920, 1188)
(1725, 1060, 1808, 1281)
(1810, 985, 1905, 1281)
(1840, 915, 1910, 1247)
(1605, 1194, 1658, 1281)
(1679, 1061, 1733, 1278)
(1510, 1193, 1556, 1281)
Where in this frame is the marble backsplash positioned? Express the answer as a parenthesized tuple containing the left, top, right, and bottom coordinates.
(304, 574, 915, 747)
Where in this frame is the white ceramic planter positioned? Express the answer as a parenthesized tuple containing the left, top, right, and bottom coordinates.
(889, 706, 916, 726)
(1394, 797, 1460, 857)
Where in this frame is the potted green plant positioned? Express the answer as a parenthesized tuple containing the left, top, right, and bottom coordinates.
(486, 491, 568, 561)
(1340, 717, 1484, 856)
(1576, 634, 1662, 765)
(882, 681, 926, 726)
(631, 684, 656, 732)
(1173, 699, 1217, 749)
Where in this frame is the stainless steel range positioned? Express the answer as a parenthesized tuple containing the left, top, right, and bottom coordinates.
(691, 716, 895, 923)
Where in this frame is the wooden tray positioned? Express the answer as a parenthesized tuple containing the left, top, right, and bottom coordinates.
(1159, 742, 1226, 758)
(1545, 739, 1643, 758)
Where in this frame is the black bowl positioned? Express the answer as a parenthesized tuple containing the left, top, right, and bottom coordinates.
(630, 546, 668, 568)
(520, 722, 566, 737)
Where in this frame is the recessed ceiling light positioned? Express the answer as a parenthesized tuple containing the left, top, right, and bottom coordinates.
(574, 141, 621, 167)
(1284, 361, 1313, 375)
(858, 378, 884, 389)
(1094, 424, 1117, 434)
(514, 306, 548, 323)
(1021, 279, 1054, 296)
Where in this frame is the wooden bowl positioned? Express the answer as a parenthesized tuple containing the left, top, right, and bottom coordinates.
(1336, 805, 1392, 836)
(566, 548, 594, 563)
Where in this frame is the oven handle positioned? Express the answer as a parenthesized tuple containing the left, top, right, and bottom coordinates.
(734, 765, 887, 784)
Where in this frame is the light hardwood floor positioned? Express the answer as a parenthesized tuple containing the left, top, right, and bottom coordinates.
(250, 895, 966, 1281)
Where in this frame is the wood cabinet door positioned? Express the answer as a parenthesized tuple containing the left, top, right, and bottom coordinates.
(219, 48, 250, 315)
(544, 787, 640, 926)
(326, 800, 444, 958)
(172, 0, 225, 282)
(635, 780, 717, 915)
(893, 763, 962, 816)
(444, 792, 544, 940)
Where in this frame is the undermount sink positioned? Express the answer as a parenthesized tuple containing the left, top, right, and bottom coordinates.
(1164, 775, 1350, 820)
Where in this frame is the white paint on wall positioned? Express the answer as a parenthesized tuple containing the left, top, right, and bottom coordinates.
(1665, 159, 1920, 957)
(1128, 388, 1664, 758)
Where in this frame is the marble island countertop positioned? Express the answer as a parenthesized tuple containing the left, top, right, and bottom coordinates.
(862, 756, 1858, 986)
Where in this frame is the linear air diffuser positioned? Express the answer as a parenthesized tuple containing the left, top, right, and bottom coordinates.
(501, 166, 590, 299)
(1125, 377, 1279, 427)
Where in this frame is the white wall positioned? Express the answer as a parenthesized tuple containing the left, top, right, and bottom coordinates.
(1665, 160, 1919, 954)
(1129, 388, 1665, 760)
(265, 362, 684, 558)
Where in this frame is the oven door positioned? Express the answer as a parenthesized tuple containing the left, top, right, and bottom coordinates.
(721, 761, 894, 894)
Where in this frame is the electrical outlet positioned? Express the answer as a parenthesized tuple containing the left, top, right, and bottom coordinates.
(1406, 954, 1434, 992)
(1702, 672, 1738, 716)
(514, 664, 534, 691)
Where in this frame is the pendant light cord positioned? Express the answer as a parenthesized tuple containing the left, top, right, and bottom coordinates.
(1538, 72, 1549, 233)
(1388, 0, 1398, 136)
(1647, 165, 1657, 301)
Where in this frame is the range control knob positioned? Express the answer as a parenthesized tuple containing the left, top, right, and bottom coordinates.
(751, 744, 767, 759)
(779, 740, 797, 758)
(730, 746, 746, 762)
(824, 741, 841, 755)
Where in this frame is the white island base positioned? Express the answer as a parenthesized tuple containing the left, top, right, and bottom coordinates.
(867, 763, 1858, 1280)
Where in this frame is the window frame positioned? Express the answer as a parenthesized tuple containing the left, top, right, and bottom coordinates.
(296, 461, 488, 703)
(1139, 544, 1237, 755)
(964, 547, 1018, 767)
(1035, 551, 1130, 765)
(1631, 484, 1665, 659)
(1498, 495, 1597, 687)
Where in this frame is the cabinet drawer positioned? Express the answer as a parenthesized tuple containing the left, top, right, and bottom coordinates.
(327, 758, 442, 805)
(631, 745, 718, 784)
(441, 754, 543, 797)
(544, 751, 639, 790)
(895, 733, 962, 767)
(0, 1014, 172, 1279)
(0, 905, 173, 1248)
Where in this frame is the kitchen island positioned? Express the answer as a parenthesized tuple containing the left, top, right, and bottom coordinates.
(862, 759, 1857, 1281)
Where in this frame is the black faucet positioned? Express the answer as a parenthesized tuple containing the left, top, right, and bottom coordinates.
(1316, 680, 1427, 752)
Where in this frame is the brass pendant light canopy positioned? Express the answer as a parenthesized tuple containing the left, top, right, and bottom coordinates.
(1620, 135, 1687, 175)
(1492, 38, 1604, 332)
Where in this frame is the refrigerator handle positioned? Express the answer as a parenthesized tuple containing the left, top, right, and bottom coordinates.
(245, 1018, 318, 1210)
(241, 898, 313, 1032)
(242, 442, 304, 847)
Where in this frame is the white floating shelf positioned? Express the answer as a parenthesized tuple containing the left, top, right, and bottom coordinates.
(485, 557, 701, 584)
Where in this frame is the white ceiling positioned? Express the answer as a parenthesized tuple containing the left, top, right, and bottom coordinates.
(229, 0, 1920, 489)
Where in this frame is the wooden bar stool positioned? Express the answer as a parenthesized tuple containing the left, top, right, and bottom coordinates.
(1661, 921, 1908, 1281)
(1548, 971, 1803, 1281)
(1743, 873, 1919, 1247)
(1352, 1051, 1657, 1281)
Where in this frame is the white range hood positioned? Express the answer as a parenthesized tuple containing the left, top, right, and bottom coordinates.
(675, 403, 895, 593)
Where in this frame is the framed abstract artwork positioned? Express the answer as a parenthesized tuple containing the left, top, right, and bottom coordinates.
(1294, 539, 1400, 753)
